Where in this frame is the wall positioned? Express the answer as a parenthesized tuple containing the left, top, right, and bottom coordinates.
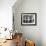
(41, 0, 46, 46)
(13, 0, 41, 46)
(0, 0, 16, 30)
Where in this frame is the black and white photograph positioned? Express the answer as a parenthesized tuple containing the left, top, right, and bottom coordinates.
(21, 13, 37, 25)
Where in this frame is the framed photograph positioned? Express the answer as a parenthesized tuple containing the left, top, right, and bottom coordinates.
(21, 13, 37, 26)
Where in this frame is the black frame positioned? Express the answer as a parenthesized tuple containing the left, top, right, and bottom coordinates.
(21, 13, 37, 26)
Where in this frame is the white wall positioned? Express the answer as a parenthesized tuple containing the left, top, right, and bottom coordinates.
(0, 0, 16, 30)
(13, 0, 41, 46)
(41, 0, 46, 46)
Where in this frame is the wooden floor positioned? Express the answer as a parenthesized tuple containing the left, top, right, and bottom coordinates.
(0, 39, 16, 46)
